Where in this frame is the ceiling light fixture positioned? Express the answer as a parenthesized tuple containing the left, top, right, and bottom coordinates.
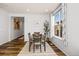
(45, 9, 48, 12)
(26, 8, 30, 12)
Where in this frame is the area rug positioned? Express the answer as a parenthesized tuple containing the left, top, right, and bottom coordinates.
(18, 42, 57, 56)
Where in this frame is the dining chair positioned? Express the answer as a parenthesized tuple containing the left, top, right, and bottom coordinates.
(42, 33, 46, 52)
(32, 33, 42, 52)
(28, 33, 33, 52)
(34, 32, 40, 34)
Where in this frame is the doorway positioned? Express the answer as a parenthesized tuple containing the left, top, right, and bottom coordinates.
(9, 16, 25, 42)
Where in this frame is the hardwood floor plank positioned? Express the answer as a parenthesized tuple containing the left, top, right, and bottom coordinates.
(0, 36, 26, 56)
(47, 40, 66, 56)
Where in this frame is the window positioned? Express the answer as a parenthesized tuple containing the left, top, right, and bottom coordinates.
(54, 8, 63, 38)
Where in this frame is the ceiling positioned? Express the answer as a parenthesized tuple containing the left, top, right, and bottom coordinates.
(0, 3, 60, 14)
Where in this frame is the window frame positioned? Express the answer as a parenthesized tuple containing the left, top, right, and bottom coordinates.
(54, 8, 63, 38)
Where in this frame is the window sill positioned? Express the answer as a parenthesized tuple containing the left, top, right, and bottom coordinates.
(54, 36, 64, 40)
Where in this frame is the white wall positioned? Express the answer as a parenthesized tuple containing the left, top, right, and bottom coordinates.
(0, 8, 9, 45)
(51, 3, 79, 56)
(65, 3, 79, 56)
(9, 13, 50, 41)
(27, 14, 50, 33)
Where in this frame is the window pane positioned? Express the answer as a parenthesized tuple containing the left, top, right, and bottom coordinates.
(55, 12, 60, 22)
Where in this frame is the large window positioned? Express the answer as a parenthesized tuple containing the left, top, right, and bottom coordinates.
(54, 8, 63, 38)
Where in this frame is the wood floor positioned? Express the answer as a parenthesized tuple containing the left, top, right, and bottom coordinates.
(0, 37, 26, 56)
(47, 40, 66, 56)
(0, 36, 65, 56)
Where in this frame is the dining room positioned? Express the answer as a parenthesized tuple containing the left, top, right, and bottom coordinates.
(0, 3, 66, 56)
(0, 0, 79, 57)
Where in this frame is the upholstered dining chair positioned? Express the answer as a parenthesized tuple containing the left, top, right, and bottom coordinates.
(42, 33, 46, 52)
(32, 33, 42, 52)
(28, 33, 33, 52)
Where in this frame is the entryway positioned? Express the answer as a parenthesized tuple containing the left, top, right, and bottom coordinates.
(9, 16, 25, 42)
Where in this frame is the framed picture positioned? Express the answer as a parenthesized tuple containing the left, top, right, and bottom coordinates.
(14, 17, 20, 30)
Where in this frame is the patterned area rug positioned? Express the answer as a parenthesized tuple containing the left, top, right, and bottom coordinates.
(18, 42, 57, 56)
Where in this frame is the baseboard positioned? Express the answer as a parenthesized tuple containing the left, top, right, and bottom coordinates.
(15, 35, 24, 40)
(49, 40, 67, 56)
(10, 35, 24, 42)
(0, 35, 25, 46)
(0, 40, 9, 46)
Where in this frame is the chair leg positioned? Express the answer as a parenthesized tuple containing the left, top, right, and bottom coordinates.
(44, 43, 46, 52)
(29, 42, 32, 52)
(33, 44, 35, 53)
(29, 43, 30, 52)
(40, 44, 42, 52)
